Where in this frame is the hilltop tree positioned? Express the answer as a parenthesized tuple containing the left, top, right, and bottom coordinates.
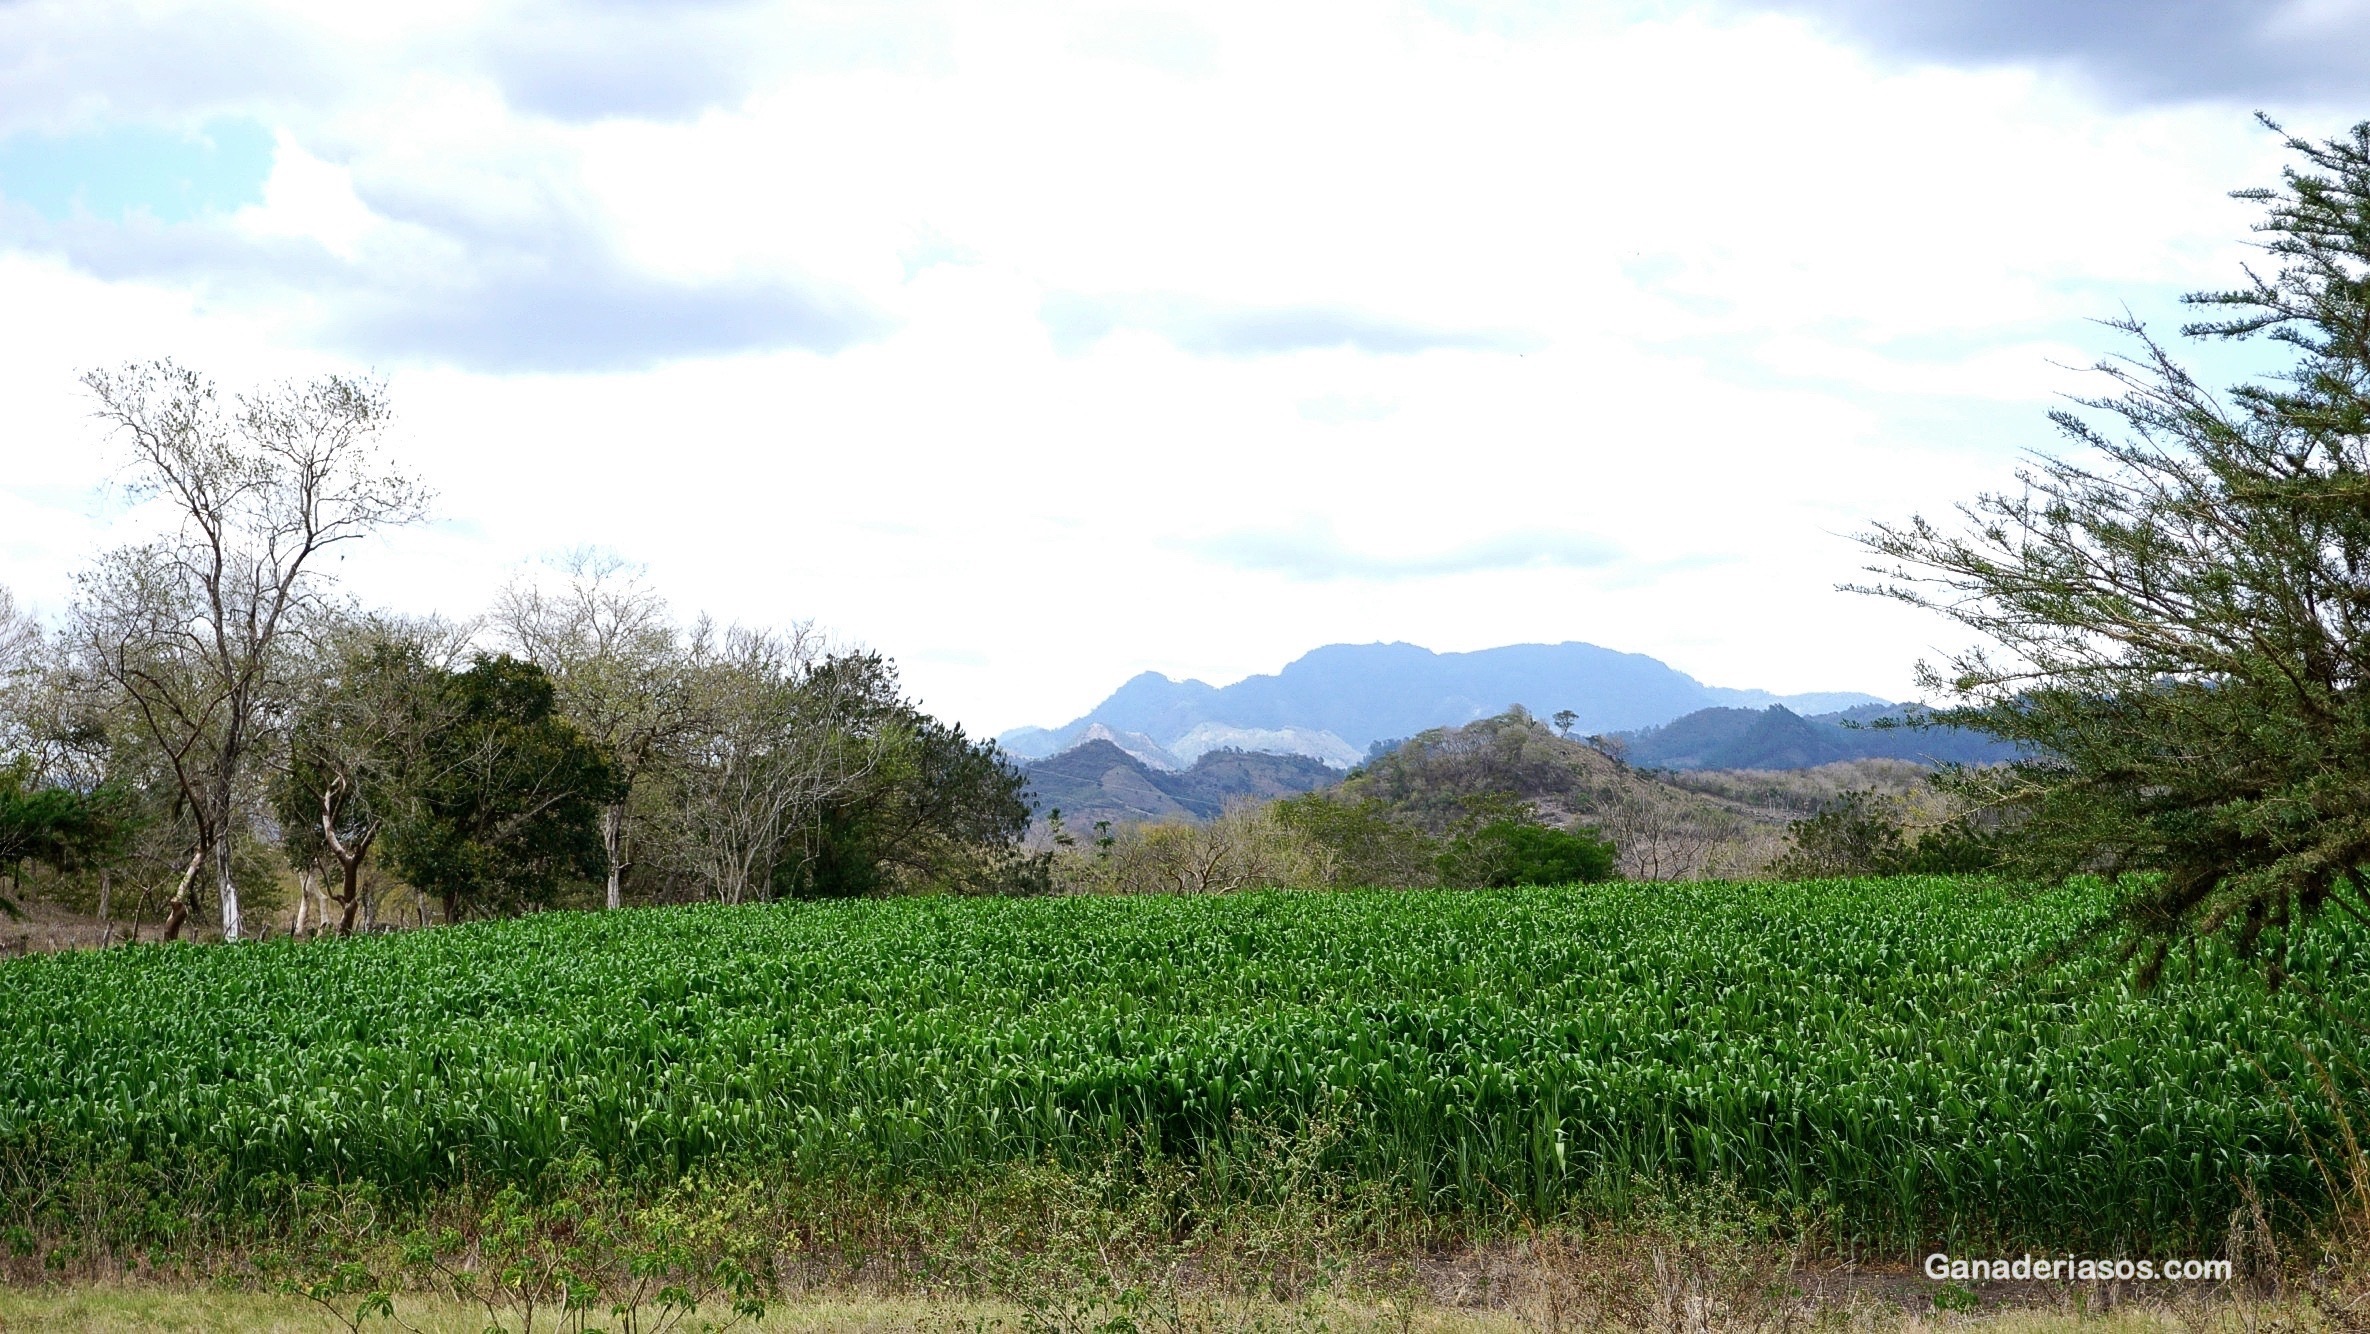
(1860, 118, 2370, 978)
(71, 363, 425, 940)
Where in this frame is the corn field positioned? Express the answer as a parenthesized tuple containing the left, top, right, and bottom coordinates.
(0, 877, 2357, 1250)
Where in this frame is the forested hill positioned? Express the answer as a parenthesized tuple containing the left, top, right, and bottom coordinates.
(1020, 741, 1338, 827)
(1613, 704, 2019, 771)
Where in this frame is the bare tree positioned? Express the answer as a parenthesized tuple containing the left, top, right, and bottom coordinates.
(494, 552, 705, 909)
(0, 586, 46, 774)
(0, 586, 36, 694)
(72, 361, 426, 941)
(1595, 789, 1722, 882)
(667, 627, 883, 905)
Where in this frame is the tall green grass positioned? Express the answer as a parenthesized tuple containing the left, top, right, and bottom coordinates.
(0, 878, 2357, 1250)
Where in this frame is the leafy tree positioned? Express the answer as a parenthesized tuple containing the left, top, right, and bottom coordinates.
(780, 654, 1039, 897)
(272, 619, 456, 935)
(1767, 789, 1907, 879)
(1438, 806, 1616, 888)
(0, 762, 136, 917)
(381, 655, 614, 923)
(1767, 787, 2004, 880)
(1891, 814, 2006, 876)
(1860, 119, 2370, 976)
(1271, 792, 1440, 888)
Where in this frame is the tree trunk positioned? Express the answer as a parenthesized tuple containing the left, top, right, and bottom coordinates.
(214, 837, 243, 942)
(337, 850, 365, 936)
(602, 803, 626, 910)
(97, 870, 113, 947)
(294, 869, 315, 938)
(160, 844, 205, 942)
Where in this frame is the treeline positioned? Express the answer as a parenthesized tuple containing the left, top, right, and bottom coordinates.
(0, 363, 1038, 943)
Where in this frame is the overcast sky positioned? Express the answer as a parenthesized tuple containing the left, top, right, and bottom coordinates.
(0, 0, 2359, 734)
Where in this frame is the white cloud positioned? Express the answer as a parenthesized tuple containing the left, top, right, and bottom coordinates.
(0, 0, 2318, 734)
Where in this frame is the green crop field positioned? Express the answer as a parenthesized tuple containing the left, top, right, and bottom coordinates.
(0, 878, 2359, 1251)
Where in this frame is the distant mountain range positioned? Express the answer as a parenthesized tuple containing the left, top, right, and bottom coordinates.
(1020, 740, 1340, 826)
(999, 641, 1887, 771)
(1017, 698, 2021, 832)
(1610, 704, 2020, 771)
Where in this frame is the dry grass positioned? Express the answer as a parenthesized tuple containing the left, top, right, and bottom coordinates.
(0, 1282, 2347, 1333)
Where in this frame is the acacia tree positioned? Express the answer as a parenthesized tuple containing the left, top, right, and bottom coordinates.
(1859, 119, 2370, 978)
(493, 553, 706, 910)
(72, 363, 425, 940)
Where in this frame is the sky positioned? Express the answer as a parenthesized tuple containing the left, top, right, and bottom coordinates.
(0, 0, 2360, 736)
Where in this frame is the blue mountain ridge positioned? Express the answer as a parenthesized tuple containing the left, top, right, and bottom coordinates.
(999, 641, 1887, 761)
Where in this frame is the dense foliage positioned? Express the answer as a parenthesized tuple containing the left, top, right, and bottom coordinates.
(1768, 789, 2000, 879)
(1863, 121, 2370, 969)
(0, 762, 132, 916)
(0, 877, 2356, 1251)
(1438, 817, 1617, 887)
(380, 655, 617, 923)
(778, 653, 1039, 898)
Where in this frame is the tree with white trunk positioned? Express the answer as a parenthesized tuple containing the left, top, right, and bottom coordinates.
(70, 362, 425, 941)
(494, 552, 707, 910)
(274, 613, 466, 937)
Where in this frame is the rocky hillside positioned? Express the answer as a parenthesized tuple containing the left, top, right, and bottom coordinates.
(1337, 710, 1952, 880)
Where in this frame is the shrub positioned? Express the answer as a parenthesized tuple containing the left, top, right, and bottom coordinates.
(1056, 802, 1329, 895)
(1270, 794, 1438, 889)
(1440, 818, 1617, 888)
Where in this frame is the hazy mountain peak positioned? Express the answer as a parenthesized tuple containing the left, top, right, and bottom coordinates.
(1000, 641, 1887, 766)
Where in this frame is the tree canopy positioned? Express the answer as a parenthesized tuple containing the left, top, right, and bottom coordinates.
(1861, 118, 2370, 977)
(380, 655, 615, 923)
